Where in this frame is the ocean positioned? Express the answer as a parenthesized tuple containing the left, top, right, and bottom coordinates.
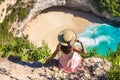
(77, 24, 120, 56)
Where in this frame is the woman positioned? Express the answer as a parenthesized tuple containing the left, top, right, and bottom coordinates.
(45, 29, 86, 73)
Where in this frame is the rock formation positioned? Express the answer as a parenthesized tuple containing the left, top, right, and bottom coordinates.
(0, 0, 16, 23)
(0, 57, 111, 80)
(5, 0, 119, 37)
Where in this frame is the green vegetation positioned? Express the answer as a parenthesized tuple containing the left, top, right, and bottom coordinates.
(0, 0, 5, 4)
(0, 0, 50, 63)
(0, 38, 51, 62)
(0, 0, 31, 44)
(6, 0, 30, 22)
(106, 43, 120, 80)
(0, 0, 120, 79)
(0, 0, 51, 63)
(93, 0, 120, 17)
(81, 43, 120, 80)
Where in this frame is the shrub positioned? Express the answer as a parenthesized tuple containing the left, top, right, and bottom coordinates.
(80, 44, 120, 79)
(106, 43, 120, 79)
(93, 0, 120, 17)
(0, 0, 49, 63)
(27, 41, 51, 62)
(0, 37, 51, 63)
(106, 65, 120, 80)
(81, 48, 100, 58)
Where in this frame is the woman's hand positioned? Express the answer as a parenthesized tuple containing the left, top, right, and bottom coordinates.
(76, 39, 87, 53)
(76, 40, 82, 43)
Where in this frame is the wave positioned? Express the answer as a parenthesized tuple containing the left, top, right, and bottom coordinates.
(77, 24, 120, 55)
(78, 35, 113, 47)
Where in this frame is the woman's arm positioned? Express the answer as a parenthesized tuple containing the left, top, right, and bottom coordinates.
(73, 46, 82, 53)
(73, 40, 86, 54)
(77, 40, 87, 53)
(45, 44, 60, 64)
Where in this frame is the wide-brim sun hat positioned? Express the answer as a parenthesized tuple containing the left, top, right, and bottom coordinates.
(58, 29, 77, 46)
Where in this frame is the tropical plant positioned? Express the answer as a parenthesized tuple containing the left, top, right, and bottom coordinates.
(106, 43, 120, 79)
(0, 37, 51, 63)
(81, 48, 99, 58)
(27, 41, 51, 62)
(106, 65, 120, 80)
(93, 0, 120, 17)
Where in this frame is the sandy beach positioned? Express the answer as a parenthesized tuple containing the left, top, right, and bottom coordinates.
(23, 7, 102, 53)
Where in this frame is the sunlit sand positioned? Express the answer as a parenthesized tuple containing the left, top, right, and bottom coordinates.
(23, 8, 102, 52)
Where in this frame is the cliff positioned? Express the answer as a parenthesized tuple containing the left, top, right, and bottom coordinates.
(0, 0, 119, 37)
(0, 57, 111, 80)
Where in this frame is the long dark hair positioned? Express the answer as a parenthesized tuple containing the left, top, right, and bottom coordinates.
(61, 45, 72, 54)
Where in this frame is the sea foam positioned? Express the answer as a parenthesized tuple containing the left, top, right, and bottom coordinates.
(77, 24, 120, 55)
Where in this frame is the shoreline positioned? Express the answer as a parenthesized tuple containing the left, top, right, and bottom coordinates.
(23, 7, 103, 53)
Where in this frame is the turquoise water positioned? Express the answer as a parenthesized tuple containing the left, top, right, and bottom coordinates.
(77, 24, 120, 55)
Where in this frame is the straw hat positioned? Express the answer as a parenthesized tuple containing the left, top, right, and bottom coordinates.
(58, 29, 77, 46)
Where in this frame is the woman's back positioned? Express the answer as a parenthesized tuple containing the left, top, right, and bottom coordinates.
(45, 29, 86, 73)
(59, 45, 82, 73)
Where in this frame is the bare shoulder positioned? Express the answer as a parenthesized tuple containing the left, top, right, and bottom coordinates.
(72, 45, 82, 53)
(72, 45, 79, 49)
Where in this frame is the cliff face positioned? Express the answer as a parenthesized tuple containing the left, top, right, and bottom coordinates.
(0, 0, 120, 37)
(0, 0, 16, 23)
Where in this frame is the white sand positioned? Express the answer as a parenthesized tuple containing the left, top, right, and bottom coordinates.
(23, 8, 102, 53)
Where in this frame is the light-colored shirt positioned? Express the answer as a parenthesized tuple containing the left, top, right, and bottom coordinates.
(59, 49, 82, 73)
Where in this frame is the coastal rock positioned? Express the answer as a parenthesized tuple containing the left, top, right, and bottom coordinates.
(0, 57, 111, 80)
(0, 0, 17, 23)
(4, 0, 118, 37)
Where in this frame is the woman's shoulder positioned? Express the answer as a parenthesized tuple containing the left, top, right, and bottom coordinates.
(72, 45, 82, 53)
(72, 45, 78, 49)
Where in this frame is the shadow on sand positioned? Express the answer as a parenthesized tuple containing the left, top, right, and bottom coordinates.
(8, 55, 59, 68)
(42, 6, 103, 24)
(8, 55, 43, 68)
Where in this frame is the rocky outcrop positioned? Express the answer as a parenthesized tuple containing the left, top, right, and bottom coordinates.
(0, 57, 111, 80)
(11, 0, 97, 37)
(0, 0, 16, 23)
(1, 0, 120, 37)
